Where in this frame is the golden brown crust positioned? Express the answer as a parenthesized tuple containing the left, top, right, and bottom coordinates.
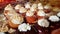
(8, 20, 19, 28)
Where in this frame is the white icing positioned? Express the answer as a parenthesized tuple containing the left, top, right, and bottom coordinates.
(49, 15, 59, 22)
(30, 4, 37, 11)
(8, 13, 14, 17)
(11, 15, 23, 24)
(15, 4, 21, 10)
(19, 7, 27, 13)
(30, 7, 35, 12)
(6, 10, 16, 18)
(38, 3, 42, 7)
(11, 19, 21, 24)
(0, 32, 5, 34)
(44, 5, 51, 9)
(38, 3, 44, 9)
(26, 10, 34, 16)
(32, 3, 37, 9)
(6, 12, 23, 24)
(4, 4, 14, 10)
(25, 2, 31, 9)
(37, 10, 46, 16)
(38, 19, 49, 27)
(18, 23, 31, 32)
(57, 12, 60, 17)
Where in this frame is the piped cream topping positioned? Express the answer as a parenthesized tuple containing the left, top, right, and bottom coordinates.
(4, 4, 14, 10)
(18, 23, 31, 32)
(30, 3, 37, 11)
(57, 12, 60, 17)
(32, 3, 37, 9)
(15, 4, 21, 10)
(30, 7, 36, 12)
(37, 10, 46, 16)
(0, 32, 5, 34)
(11, 14, 24, 24)
(26, 10, 34, 16)
(49, 15, 59, 22)
(25, 2, 31, 9)
(19, 7, 27, 13)
(38, 3, 44, 9)
(38, 19, 49, 27)
(5, 10, 16, 17)
(44, 4, 51, 9)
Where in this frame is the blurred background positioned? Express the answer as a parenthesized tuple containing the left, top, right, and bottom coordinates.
(0, 0, 60, 9)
